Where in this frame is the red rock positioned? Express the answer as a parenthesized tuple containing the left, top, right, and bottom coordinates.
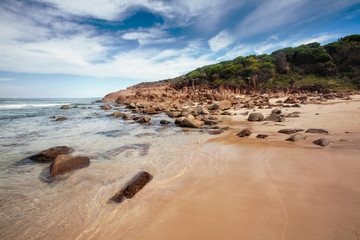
(29, 146, 72, 162)
(55, 117, 68, 121)
(108, 171, 152, 203)
(50, 155, 90, 177)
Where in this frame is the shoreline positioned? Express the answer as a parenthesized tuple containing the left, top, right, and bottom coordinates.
(107, 95, 360, 240)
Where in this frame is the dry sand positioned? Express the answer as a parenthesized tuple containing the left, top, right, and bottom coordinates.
(103, 95, 360, 240)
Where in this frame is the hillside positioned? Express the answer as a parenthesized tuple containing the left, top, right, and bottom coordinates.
(102, 35, 359, 102)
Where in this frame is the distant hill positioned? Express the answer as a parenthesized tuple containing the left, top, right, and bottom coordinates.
(171, 34, 360, 91)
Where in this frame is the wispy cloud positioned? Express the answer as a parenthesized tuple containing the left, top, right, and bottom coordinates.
(0, 78, 13, 81)
(208, 30, 234, 52)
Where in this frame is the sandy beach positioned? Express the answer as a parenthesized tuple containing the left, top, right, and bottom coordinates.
(105, 95, 360, 240)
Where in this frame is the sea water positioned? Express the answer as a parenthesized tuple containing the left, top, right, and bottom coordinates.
(0, 98, 208, 240)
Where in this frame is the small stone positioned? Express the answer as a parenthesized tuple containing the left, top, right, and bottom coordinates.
(236, 129, 252, 137)
(208, 129, 223, 135)
(136, 116, 151, 123)
(160, 120, 170, 125)
(100, 104, 112, 110)
(278, 129, 304, 134)
(256, 134, 268, 139)
(60, 105, 69, 109)
(55, 117, 68, 121)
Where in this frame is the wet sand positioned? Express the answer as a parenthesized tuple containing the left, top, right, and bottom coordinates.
(108, 96, 360, 240)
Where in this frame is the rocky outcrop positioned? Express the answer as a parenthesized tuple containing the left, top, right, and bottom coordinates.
(108, 171, 152, 203)
(29, 146, 72, 162)
(50, 155, 90, 177)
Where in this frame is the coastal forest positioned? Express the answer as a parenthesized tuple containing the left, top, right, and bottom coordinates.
(173, 34, 360, 91)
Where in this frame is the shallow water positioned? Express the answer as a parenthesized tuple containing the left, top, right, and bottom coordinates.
(0, 98, 209, 240)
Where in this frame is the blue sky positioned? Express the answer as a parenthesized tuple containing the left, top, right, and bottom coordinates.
(0, 0, 359, 98)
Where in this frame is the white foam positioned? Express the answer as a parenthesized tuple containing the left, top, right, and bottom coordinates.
(0, 103, 67, 109)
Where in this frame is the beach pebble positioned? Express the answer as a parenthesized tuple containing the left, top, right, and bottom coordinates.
(256, 134, 268, 139)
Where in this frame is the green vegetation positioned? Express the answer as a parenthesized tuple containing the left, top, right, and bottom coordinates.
(172, 34, 360, 91)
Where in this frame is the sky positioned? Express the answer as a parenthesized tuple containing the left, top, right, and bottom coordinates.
(0, 0, 359, 98)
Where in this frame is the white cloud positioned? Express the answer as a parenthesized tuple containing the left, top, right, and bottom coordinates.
(291, 33, 339, 46)
(122, 28, 176, 46)
(0, 78, 13, 81)
(208, 30, 234, 52)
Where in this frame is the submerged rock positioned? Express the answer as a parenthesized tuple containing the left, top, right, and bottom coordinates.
(136, 116, 151, 124)
(247, 113, 264, 121)
(160, 120, 170, 125)
(236, 129, 252, 137)
(108, 171, 152, 203)
(305, 128, 329, 134)
(60, 105, 70, 109)
(55, 117, 68, 121)
(50, 155, 90, 177)
(29, 146, 72, 162)
(100, 104, 112, 110)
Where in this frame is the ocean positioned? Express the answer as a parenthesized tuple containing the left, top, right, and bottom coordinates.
(0, 98, 208, 240)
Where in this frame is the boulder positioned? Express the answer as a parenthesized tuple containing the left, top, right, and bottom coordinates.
(55, 117, 68, 121)
(313, 138, 330, 146)
(160, 120, 170, 125)
(136, 116, 151, 123)
(107, 112, 126, 118)
(108, 171, 152, 203)
(50, 155, 90, 177)
(286, 133, 306, 142)
(286, 112, 300, 118)
(278, 128, 304, 134)
(128, 103, 137, 109)
(284, 96, 298, 104)
(247, 113, 264, 121)
(122, 114, 134, 120)
(180, 118, 204, 128)
(174, 117, 185, 125)
(271, 108, 282, 114)
(60, 105, 70, 109)
(208, 129, 223, 135)
(100, 104, 112, 110)
(167, 111, 182, 118)
(305, 128, 329, 135)
(256, 134, 268, 139)
(211, 100, 232, 111)
(236, 129, 252, 137)
(29, 146, 72, 162)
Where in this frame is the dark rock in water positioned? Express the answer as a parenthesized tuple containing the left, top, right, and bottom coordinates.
(313, 138, 330, 146)
(208, 129, 223, 135)
(100, 104, 112, 110)
(73, 106, 78, 108)
(122, 114, 134, 120)
(136, 116, 151, 123)
(107, 112, 125, 118)
(102, 144, 150, 158)
(60, 105, 70, 109)
(50, 155, 90, 177)
(96, 130, 129, 138)
(247, 113, 264, 121)
(286, 133, 306, 142)
(236, 129, 252, 137)
(174, 117, 185, 125)
(278, 129, 304, 134)
(108, 171, 152, 203)
(55, 117, 68, 121)
(305, 128, 329, 134)
(135, 133, 157, 138)
(160, 120, 170, 125)
(256, 134, 268, 139)
(29, 146, 72, 162)
(264, 113, 285, 122)
(49, 116, 56, 119)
